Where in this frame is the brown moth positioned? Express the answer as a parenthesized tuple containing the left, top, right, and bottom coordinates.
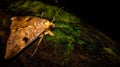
(4, 16, 55, 59)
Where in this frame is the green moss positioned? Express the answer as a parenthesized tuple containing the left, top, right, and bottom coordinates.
(103, 47, 120, 63)
(7, 1, 82, 62)
(3, 0, 120, 64)
(103, 48, 116, 56)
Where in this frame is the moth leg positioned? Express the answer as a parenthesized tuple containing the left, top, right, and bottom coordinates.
(31, 34, 44, 57)
(31, 30, 54, 57)
(44, 30, 54, 36)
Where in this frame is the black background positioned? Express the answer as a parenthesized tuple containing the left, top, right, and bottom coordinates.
(58, 0, 119, 43)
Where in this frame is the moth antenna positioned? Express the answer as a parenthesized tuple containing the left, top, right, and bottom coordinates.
(41, 12, 44, 18)
(31, 34, 44, 57)
(54, 26, 61, 27)
(54, 26, 65, 28)
(51, 7, 63, 22)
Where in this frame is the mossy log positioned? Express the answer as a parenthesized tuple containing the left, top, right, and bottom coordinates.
(0, 1, 120, 67)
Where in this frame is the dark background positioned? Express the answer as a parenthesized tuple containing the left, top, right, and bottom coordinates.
(0, 0, 119, 43)
(58, 0, 119, 43)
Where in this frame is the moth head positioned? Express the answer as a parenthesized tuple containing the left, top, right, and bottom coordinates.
(44, 20, 55, 29)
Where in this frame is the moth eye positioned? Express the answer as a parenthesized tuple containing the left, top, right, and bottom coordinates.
(23, 37, 29, 43)
(50, 22, 55, 29)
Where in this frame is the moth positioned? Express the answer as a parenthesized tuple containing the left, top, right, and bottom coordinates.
(4, 16, 55, 59)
